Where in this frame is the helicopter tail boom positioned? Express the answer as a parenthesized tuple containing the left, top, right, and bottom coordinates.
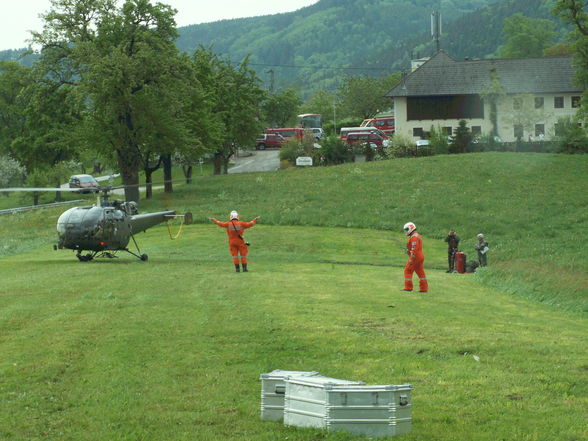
(130, 210, 176, 234)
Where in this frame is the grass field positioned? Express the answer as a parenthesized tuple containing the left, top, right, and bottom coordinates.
(0, 152, 587, 440)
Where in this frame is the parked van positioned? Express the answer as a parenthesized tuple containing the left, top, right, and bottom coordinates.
(345, 132, 390, 148)
(339, 126, 387, 141)
(266, 127, 305, 140)
(371, 116, 395, 135)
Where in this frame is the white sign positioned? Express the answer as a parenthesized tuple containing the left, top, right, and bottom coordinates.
(296, 156, 313, 166)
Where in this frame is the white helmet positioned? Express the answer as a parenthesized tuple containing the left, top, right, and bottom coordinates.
(477, 233, 484, 239)
(230, 210, 239, 220)
(403, 222, 416, 236)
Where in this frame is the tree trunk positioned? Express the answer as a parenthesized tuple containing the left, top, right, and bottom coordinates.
(222, 157, 230, 174)
(213, 152, 222, 175)
(145, 169, 153, 199)
(143, 155, 162, 200)
(118, 150, 141, 203)
(54, 179, 62, 202)
(162, 154, 173, 193)
(182, 165, 193, 184)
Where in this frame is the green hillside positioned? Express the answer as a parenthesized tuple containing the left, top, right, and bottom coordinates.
(175, 0, 500, 92)
(1, 0, 569, 95)
(0, 153, 587, 441)
(364, 0, 569, 72)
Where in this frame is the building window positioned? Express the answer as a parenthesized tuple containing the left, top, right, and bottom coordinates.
(535, 124, 545, 137)
(535, 97, 544, 109)
(572, 96, 581, 108)
(514, 124, 524, 140)
(442, 127, 452, 136)
(554, 96, 564, 108)
(513, 97, 523, 110)
(413, 127, 424, 137)
(471, 126, 482, 136)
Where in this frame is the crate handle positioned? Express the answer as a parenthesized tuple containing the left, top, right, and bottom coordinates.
(399, 394, 409, 406)
(275, 385, 285, 395)
(372, 392, 379, 405)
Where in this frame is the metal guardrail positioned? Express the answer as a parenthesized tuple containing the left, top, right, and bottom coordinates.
(0, 199, 86, 215)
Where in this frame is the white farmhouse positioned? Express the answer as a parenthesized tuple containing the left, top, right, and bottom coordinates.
(386, 51, 582, 143)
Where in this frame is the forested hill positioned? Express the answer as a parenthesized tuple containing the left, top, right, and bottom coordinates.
(1, 0, 569, 95)
(362, 0, 569, 72)
(175, 0, 500, 91)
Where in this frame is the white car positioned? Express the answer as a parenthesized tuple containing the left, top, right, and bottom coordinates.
(309, 128, 325, 140)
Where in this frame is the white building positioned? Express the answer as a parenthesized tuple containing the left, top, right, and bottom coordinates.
(386, 51, 582, 143)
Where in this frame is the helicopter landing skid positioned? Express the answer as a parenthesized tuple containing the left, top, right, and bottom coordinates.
(128, 233, 148, 261)
(76, 251, 97, 262)
(96, 251, 118, 259)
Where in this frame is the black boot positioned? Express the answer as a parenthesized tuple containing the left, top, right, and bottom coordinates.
(242, 263, 248, 272)
(235, 264, 240, 273)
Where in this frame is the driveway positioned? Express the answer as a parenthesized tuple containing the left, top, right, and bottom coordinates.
(228, 150, 280, 174)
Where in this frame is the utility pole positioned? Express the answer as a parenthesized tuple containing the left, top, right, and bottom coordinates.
(266, 69, 275, 93)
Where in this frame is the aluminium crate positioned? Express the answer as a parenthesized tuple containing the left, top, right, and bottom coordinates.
(259, 370, 319, 421)
(284, 376, 412, 438)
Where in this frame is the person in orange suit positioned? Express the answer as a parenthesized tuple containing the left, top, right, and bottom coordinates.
(402, 222, 428, 292)
(210, 210, 260, 272)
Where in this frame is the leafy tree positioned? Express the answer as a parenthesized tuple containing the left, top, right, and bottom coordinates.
(262, 89, 302, 128)
(498, 13, 556, 58)
(32, 0, 207, 202)
(25, 167, 51, 205)
(301, 90, 338, 129)
(554, 0, 588, 121)
(0, 62, 32, 156)
(543, 42, 573, 56)
(337, 74, 399, 119)
(192, 49, 264, 175)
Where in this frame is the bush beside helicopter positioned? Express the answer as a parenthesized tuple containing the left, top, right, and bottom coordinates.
(1, 184, 192, 261)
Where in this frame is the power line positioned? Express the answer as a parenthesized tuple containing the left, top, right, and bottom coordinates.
(249, 62, 391, 71)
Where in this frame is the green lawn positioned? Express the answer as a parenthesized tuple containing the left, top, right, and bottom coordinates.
(0, 152, 587, 440)
(0, 223, 586, 441)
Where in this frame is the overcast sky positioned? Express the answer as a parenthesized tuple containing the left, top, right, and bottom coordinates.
(0, 0, 319, 50)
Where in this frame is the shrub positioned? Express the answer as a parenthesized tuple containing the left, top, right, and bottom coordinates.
(318, 135, 354, 165)
(388, 133, 416, 158)
(554, 116, 588, 154)
(450, 119, 472, 154)
(429, 125, 449, 155)
(279, 139, 305, 165)
(0, 155, 26, 189)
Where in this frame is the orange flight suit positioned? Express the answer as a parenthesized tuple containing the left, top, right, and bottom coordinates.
(212, 218, 257, 265)
(404, 232, 428, 292)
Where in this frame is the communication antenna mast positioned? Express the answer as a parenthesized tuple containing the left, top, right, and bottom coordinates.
(431, 11, 441, 53)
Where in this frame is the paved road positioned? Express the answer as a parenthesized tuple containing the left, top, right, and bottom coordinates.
(228, 150, 280, 174)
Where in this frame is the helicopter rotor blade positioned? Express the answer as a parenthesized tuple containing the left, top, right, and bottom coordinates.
(0, 178, 186, 194)
(0, 187, 92, 192)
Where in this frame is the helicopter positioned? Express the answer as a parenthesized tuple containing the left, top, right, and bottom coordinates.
(1, 184, 192, 262)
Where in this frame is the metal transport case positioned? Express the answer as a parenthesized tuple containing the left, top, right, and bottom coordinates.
(284, 375, 412, 437)
(259, 370, 319, 421)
